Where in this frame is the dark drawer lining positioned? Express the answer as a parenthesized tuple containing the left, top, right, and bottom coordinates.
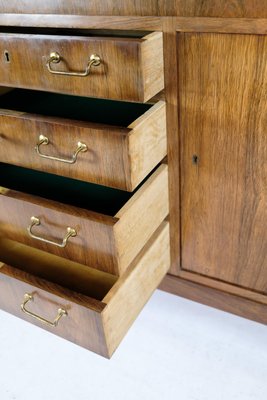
(0, 89, 152, 126)
(0, 27, 150, 38)
(0, 163, 136, 215)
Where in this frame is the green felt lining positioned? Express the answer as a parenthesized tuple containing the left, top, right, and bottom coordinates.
(0, 89, 152, 126)
(0, 163, 134, 216)
(0, 27, 149, 38)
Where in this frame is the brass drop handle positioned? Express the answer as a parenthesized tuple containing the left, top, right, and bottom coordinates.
(27, 216, 77, 248)
(46, 52, 101, 77)
(35, 135, 88, 164)
(21, 293, 67, 327)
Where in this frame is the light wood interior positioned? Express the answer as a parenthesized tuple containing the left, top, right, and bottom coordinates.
(102, 220, 170, 356)
(0, 236, 117, 300)
(0, 221, 170, 357)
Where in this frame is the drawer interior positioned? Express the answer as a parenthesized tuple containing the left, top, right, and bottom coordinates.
(0, 163, 157, 215)
(0, 222, 170, 357)
(0, 237, 117, 300)
(0, 27, 150, 39)
(0, 89, 152, 126)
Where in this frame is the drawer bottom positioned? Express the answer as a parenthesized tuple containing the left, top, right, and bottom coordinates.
(0, 221, 170, 358)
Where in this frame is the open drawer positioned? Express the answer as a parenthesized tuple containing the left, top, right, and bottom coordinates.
(0, 89, 166, 191)
(0, 222, 170, 358)
(0, 30, 163, 102)
(0, 163, 169, 276)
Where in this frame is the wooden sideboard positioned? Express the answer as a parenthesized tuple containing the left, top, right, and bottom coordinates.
(0, 1, 266, 357)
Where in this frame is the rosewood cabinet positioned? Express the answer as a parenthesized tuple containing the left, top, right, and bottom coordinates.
(179, 33, 267, 292)
(0, 1, 266, 357)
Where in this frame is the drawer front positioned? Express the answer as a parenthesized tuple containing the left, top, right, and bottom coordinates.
(0, 101, 166, 191)
(0, 1, 159, 15)
(0, 164, 169, 275)
(0, 32, 163, 102)
(0, 222, 170, 358)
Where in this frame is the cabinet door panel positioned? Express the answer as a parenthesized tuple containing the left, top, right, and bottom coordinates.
(179, 33, 267, 292)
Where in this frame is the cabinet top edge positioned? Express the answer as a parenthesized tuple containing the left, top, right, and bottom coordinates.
(0, 0, 266, 18)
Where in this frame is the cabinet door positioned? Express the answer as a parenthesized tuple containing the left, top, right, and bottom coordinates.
(179, 33, 267, 293)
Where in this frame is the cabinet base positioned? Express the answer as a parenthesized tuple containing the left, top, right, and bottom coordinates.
(160, 274, 267, 325)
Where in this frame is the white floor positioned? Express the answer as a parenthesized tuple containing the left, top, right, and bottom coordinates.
(0, 289, 266, 400)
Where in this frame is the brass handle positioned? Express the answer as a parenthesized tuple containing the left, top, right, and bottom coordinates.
(27, 216, 77, 248)
(46, 52, 101, 77)
(21, 293, 67, 327)
(35, 135, 88, 164)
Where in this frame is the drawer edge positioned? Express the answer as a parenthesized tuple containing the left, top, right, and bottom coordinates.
(114, 163, 169, 275)
(102, 221, 170, 358)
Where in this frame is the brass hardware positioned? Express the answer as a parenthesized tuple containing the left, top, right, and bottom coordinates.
(36, 135, 87, 164)
(0, 186, 9, 195)
(21, 293, 67, 327)
(27, 216, 77, 248)
(46, 52, 101, 77)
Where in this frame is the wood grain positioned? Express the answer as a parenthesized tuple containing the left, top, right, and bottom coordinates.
(176, 17, 267, 34)
(103, 221, 170, 357)
(114, 163, 169, 274)
(0, 164, 169, 276)
(179, 33, 267, 293)
(141, 32, 165, 103)
(0, 32, 164, 102)
(0, 1, 266, 17)
(171, 0, 267, 18)
(0, 100, 166, 191)
(0, 263, 109, 356)
(160, 274, 267, 325)
(162, 18, 181, 275)
(0, 1, 160, 16)
(0, 237, 117, 300)
(0, 8, 266, 327)
(0, 221, 170, 357)
(176, 269, 267, 305)
(128, 101, 167, 190)
(0, 15, 266, 35)
(0, 187, 118, 273)
(0, 15, 163, 31)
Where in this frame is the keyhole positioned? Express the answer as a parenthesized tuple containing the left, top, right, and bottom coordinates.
(4, 51, 10, 63)
(192, 154, 199, 165)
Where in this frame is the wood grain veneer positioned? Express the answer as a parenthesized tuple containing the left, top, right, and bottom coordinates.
(179, 33, 267, 293)
(0, 31, 163, 102)
(162, 18, 181, 276)
(0, 237, 117, 300)
(160, 275, 267, 325)
(175, 17, 267, 34)
(0, 7, 266, 327)
(0, 221, 170, 358)
(0, 16, 265, 35)
(0, 91, 166, 191)
(0, 1, 266, 18)
(0, 164, 169, 276)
